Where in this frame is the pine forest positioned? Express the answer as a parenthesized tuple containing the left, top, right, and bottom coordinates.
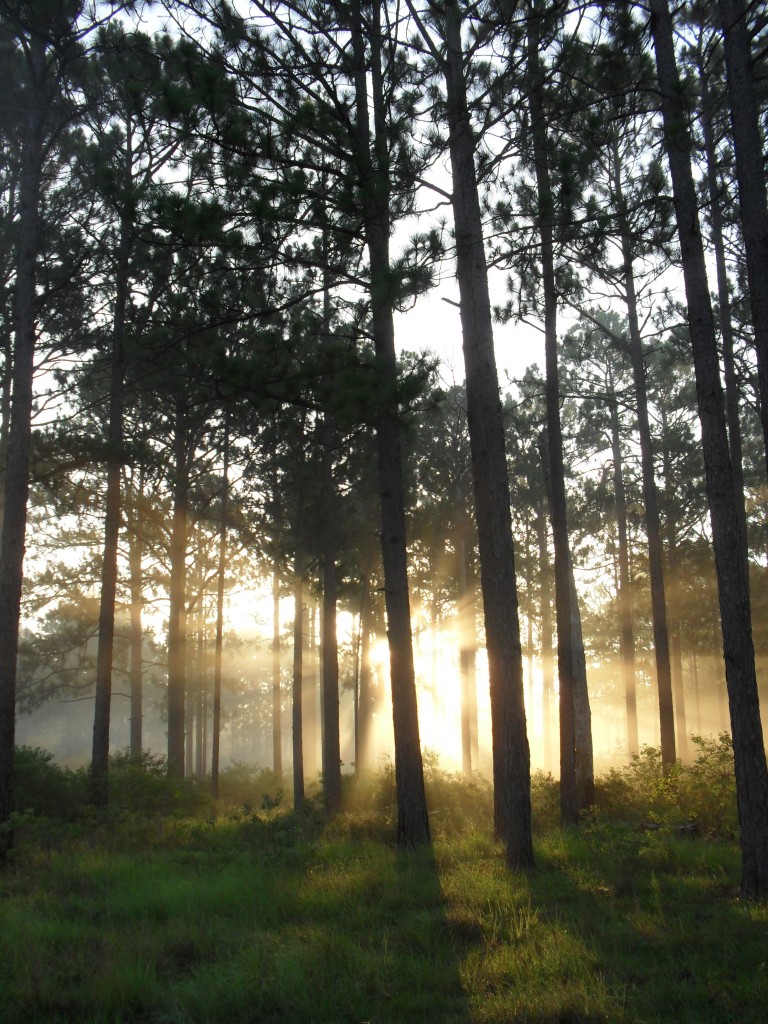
(1, 2, 768, 1020)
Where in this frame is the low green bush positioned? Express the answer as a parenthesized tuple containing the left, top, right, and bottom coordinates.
(107, 748, 212, 818)
(12, 746, 211, 826)
(12, 746, 87, 820)
(217, 760, 285, 813)
(593, 734, 738, 839)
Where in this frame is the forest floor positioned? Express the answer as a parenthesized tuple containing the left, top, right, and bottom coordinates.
(0, 741, 766, 1023)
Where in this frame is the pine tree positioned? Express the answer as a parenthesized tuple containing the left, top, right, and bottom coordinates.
(0, 0, 89, 860)
(406, 0, 534, 866)
(648, 0, 768, 898)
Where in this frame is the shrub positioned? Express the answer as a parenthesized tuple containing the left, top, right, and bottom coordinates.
(107, 749, 212, 818)
(530, 770, 560, 830)
(592, 735, 738, 839)
(217, 761, 284, 814)
(679, 734, 738, 839)
(12, 746, 87, 820)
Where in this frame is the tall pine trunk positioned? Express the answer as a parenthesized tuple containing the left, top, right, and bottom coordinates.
(536, 499, 555, 773)
(350, 0, 430, 848)
(0, 35, 47, 860)
(302, 600, 319, 779)
(608, 372, 639, 757)
(272, 563, 282, 776)
(718, 0, 768, 476)
(439, 0, 533, 866)
(660, 406, 688, 763)
(167, 394, 189, 777)
(357, 571, 374, 775)
(91, 190, 131, 803)
(292, 551, 305, 809)
(210, 420, 229, 799)
(699, 58, 749, 557)
(456, 512, 477, 776)
(319, 420, 342, 812)
(127, 468, 144, 761)
(612, 141, 676, 766)
(527, 7, 592, 817)
(0, 325, 11, 538)
(650, 0, 768, 897)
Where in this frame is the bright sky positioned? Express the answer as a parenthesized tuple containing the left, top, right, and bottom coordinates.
(394, 287, 546, 390)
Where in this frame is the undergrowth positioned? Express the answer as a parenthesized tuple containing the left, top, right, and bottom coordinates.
(1, 735, 765, 1024)
(592, 734, 738, 838)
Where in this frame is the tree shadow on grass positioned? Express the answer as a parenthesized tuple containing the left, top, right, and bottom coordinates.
(152, 818, 471, 1024)
(520, 826, 768, 1024)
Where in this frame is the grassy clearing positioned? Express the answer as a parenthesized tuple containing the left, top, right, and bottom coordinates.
(1, 738, 766, 1023)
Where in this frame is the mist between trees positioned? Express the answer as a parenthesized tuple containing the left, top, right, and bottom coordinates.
(1, 0, 768, 893)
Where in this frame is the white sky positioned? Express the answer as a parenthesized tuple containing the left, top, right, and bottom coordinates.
(394, 291, 546, 390)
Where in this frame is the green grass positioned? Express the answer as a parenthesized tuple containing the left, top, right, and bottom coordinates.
(1, 740, 766, 1023)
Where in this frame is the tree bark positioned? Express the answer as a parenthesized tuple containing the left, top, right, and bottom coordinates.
(210, 419, 229, 799)
(127, 468, 145, 761)
(699, 57, 749, 560)
(612, 141, 676, 766)
(536, 499, 555, 774)
(320, 420, 342, 812)
(650, 0, 768, 898)
(292, 551, 305, 809)
(91, 177, 131, 803)
(167, 394, 189, 777)
(660, 406, 689, 763)
(272, 562, 282, 776)
(351, 0, 430, 848)
(0, 35, 47, 861)
(357, 571, 374, 775)
(457, 516, 477, 776)
(302, 599, 319, 779)
(718, 0, 768, 477)
(439, 0, 533, 865)
(194, 620, 205, 778)
(608, 372, 639, 757)
(568, 557, 593, 805)
(527, 6, 591, 818)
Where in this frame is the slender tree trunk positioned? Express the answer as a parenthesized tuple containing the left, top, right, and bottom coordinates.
(210, 420, 229, 799)
(302, 600, 319, 779)
(357, 572, 374, 774)
(699, 59, 749, 559)
(667, 556, 688, 762)
(612, 142, 676, 766)
(0, 36, 47, 860)
(608, 376, 639, 757)
(526, 7, 585, 821)
(718, 0, 768, 476)
(524, 521, 534, 709)
(195, 623, 205, 778)
(320, 421, 342, 812)
(185, 679, 194, 777)
(167, 395, 189, 777)
(650, 0, 768, 897)
(351, 0, 430, 848)
(568, 558, 593, 804)
(272, 563, 282, 776)
(128, 469, 144, 761)
(0, 325, 12, 538)
(536, 500, 555, 774)
(292, 551, 305, 809)
(91, 186, 132, 803)
(692, 652, 702, 734)
(457, 525, 475, 776)
(660, 407, 689, 763)
(352, 610, 360, 778)
(433, 0, 532, 867)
